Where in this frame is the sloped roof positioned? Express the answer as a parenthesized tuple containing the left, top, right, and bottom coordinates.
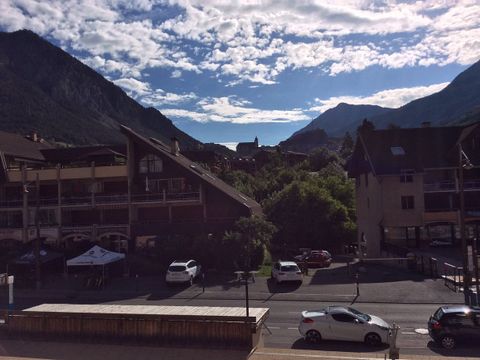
(0, 130, 52, 161)
(348, 123, 480, 176)
(120, 125, 262, 216)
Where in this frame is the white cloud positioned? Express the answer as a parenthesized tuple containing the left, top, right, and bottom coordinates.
(171, 70, 182, 78)
(218, 142, 238, 151)
(114, 77, 151, 96)
(164, 96, 310, 124)
(310, 82, 450, 113)
(141, 89, 198, 106)
(1, 0, 479, 86)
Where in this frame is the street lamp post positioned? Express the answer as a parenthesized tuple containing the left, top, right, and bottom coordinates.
(34, 173, 41, 290)
(24, 173, 41, 290)
(459, 144, 473, 304)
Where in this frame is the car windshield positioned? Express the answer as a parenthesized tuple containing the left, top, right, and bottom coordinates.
(168, 265, 186, 272)
(433, 308, 444, 320)
(348, 307, 371, 322)
(281, 265, 299, 272)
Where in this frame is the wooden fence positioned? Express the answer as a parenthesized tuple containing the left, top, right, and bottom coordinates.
(0, 305, 269, 350)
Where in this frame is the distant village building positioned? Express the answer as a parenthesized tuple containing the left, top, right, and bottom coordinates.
(0, 127, 261, 254)
(236, 137, 259, 157)
(348, 122, 480, 258)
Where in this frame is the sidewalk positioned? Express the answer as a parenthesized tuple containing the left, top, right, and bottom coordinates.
(0, 340, 476, 360)
(0, 262, 465, 306)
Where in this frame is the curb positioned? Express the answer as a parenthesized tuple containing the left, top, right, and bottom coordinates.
(1, 289, 465, 306)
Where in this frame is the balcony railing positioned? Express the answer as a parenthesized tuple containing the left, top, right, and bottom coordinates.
(0, 199, 23, 208)
(131, 191, 201, 203)
(424, 179, 480, 192)
(0, 191, 201, 208)
(95, 194, 128, 204)
(424, 180, 456, 192)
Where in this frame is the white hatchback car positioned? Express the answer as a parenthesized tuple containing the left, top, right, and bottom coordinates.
(165, 260, 201, 285)
(299, 305, 391, 346)
(271, 260, 303, 284)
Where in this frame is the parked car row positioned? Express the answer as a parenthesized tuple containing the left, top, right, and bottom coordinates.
(298, 304, 480, 350)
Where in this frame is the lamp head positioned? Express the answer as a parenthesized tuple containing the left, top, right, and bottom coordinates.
(463, 160, 474, 170)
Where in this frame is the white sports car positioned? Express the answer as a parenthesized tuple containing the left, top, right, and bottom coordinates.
(298, 305, 391, 346)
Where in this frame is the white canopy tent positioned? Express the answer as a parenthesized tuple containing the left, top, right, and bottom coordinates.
(67, 245, 125, 267)
(66, 245, 126, 287)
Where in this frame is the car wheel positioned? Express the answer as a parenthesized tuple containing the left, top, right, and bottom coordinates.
(364, 332, 382, 347)
(440, 335, 456, 349)
(305, 330, 321, 344)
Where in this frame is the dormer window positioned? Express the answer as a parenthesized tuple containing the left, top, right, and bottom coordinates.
(139, 154, 163, 173)
(391, 146, 405, 156)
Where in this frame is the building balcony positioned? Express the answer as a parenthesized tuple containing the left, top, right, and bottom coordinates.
(0, 191, 201, 209)
(6, 165, 127, 182)
(131, 191, 201, 204)
(424, 180, 456, 192)
(424, 179, 480, 192)
(0, 199, 23, 208)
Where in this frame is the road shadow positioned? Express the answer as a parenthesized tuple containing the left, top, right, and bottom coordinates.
(308, 262, 428, 286)
(266, 278, 302, 294)
(291, 337, 388, 352)
(427, 339, 480, 357)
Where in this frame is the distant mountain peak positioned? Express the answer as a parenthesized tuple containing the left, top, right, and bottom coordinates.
(294, 103, 392, 138)
(291, 58, 480, 139)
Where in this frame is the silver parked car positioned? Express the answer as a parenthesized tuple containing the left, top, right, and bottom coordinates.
(298, 305, 391, 346)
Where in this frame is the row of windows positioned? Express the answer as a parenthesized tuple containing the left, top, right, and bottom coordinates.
(366, 195, 415, 210)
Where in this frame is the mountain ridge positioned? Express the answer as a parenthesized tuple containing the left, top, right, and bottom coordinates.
(291, 58, 480, 140)
(0, 30, 200, 148)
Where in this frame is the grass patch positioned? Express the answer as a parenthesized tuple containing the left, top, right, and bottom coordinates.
(256, 264, 272, 277)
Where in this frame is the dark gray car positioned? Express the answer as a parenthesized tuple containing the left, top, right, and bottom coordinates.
(428, 305, 480, 349)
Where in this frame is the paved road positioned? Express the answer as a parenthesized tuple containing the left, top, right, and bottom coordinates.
(99, 296, 479, 358)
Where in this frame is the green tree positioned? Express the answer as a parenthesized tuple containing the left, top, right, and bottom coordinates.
(308, 147, 342, 171)
(357, 118, 375, 134)
(223, 216, 277, 269)
(340, 131, 354, 159)
(219, 170, 256, 198)
(264, 180, 355, 253)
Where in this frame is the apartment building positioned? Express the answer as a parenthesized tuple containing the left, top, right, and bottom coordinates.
(0, 126, 261, 253)
(348, 122, 480, 257)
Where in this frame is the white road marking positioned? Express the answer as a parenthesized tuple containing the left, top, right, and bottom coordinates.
(414, 328, 429, 335)
(288, 327, 298, 330)
(401, 331, 417, 335)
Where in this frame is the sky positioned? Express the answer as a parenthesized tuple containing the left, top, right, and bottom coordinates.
(1, 1, 480, 149)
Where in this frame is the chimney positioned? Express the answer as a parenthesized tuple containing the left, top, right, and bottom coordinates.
(170, 137, 180, 156)
(421, 121, 431, 128)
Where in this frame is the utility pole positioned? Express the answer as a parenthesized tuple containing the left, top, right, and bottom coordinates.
(35, 173, 41, 290)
